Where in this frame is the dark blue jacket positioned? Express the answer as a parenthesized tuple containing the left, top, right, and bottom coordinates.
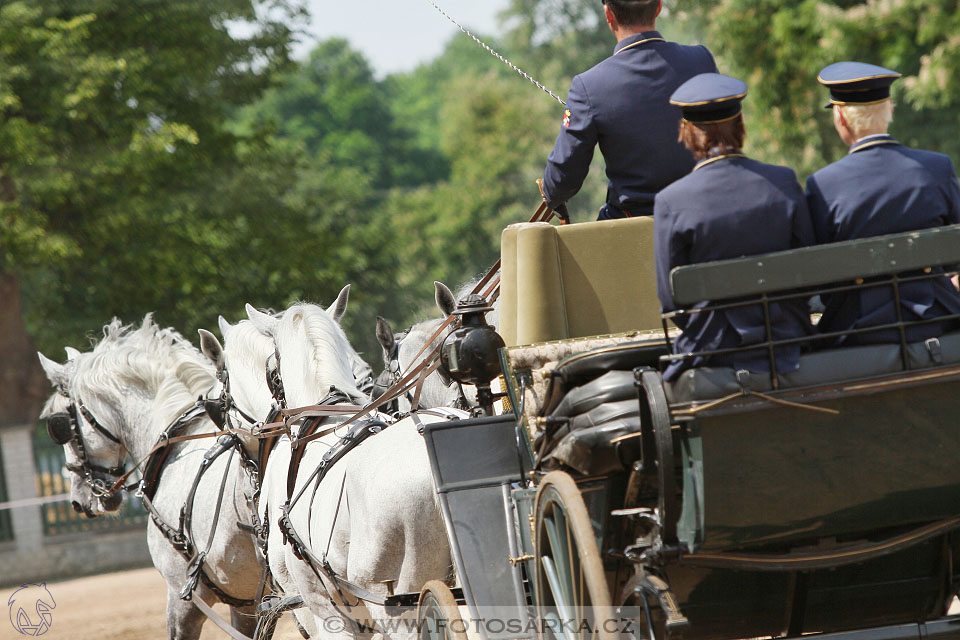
(655, 155, 816, 381)
(542, 31, 717, 218)
(806, 135, 960, 345)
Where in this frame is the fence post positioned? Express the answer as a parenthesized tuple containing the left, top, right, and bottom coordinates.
(0, 424, 44, 550)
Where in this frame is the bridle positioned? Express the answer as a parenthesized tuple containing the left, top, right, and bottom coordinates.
(45, 389, 127, 498)
(372, 332, 464, 413)
(203, 353, 283, 435)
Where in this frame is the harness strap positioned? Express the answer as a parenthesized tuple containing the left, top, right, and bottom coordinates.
(179, 436, 237, 602)
(136, 426, 256, 608)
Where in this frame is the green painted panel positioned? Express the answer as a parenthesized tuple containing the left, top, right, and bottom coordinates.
(686, 379, 960, 552)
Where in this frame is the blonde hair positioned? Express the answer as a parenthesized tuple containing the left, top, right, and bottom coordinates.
(836, 99, 894, 139)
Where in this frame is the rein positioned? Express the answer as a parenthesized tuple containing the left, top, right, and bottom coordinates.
(273, 202, 555, 441)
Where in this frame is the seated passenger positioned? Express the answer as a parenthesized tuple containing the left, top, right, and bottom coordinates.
(654, 73, 816, 381)
(806, 62, 960, 346)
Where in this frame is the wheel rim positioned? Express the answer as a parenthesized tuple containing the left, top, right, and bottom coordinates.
(418, 581, 466, 640)
(535, 471, 616, 640)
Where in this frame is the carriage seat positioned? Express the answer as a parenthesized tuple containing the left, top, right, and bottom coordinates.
(667, 331, 960, 403)
(499, 216, 663, 347)
(665, 225, 960, 404)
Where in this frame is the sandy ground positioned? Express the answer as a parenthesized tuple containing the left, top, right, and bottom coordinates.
(1, 567, 303, 640)
(4, 567, 959, 639)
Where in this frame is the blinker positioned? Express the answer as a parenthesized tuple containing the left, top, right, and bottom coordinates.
(46, 410, 75, 445)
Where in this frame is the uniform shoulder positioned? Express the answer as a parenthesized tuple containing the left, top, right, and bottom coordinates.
(662, 41, 716, 65)
(899, 145, 957, 176)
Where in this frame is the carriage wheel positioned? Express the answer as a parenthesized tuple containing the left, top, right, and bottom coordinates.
(418, 581, 467, 640)
(534, 471, 617, 640)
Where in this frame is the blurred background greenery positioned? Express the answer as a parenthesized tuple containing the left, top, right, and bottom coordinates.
(3, 0, 959, 369)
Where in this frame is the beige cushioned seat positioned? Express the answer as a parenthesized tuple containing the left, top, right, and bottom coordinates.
(499, 217, 663, 346)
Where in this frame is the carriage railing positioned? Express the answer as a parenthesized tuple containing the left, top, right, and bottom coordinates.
(662, 224, 960, 391)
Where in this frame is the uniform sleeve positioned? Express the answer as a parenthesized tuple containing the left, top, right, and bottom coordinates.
(946, 170, 960, 226)
(788, 174, 815, 248)
(654, 196, 688, 314)
(805, 174, 834, 244)
(541, 75, 597, 209)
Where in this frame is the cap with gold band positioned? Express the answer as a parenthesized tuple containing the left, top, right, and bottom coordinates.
(818, 61, 900, 109)
(669, 73, 747, 124)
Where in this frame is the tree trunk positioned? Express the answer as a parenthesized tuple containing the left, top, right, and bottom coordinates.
(0, 271, 49, 428)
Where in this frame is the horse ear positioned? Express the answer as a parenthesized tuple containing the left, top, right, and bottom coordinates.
(330, 284, 350, 323)
(198, 329, 224, 370)
(64, 346, 81, 361)
(218, 315, 231, 338)
(375, 316, 395, 358)
(435, 281, 456, 318)
(37, 352, 67, 388)
(245, 304, 278, 335)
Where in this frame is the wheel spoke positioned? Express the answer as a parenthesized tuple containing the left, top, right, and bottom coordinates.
(544, 508, 573, 604)
(542, 555, 580, 640)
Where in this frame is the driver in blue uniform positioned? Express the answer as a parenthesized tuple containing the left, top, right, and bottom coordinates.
(654, 73, 816, 381)
(806, 62, 960, 346)
(540, 0, 717, 220)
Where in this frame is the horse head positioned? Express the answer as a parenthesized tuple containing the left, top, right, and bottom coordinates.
(39, 316, 218, 517)
(250, 292, 368, 410)
(374, 280, 483, 411)
(199, 314, 279, 432)
(39, 346, 127, 517)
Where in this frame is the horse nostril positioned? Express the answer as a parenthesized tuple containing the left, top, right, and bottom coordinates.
(72, 501, 83, 513)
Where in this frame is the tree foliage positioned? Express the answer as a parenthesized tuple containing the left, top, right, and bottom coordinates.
(674, 0, 960, 175)
(6, 0, 960, 375)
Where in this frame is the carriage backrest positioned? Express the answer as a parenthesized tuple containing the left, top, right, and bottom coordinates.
(670, 223, 960, 305)
(499, 216, 661, 346)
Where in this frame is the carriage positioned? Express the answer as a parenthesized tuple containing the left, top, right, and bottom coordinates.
(39, 211, 960, 640)
(415, 216, 960, 640)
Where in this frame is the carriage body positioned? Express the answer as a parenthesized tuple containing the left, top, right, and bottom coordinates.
(422, 218, 960, 640)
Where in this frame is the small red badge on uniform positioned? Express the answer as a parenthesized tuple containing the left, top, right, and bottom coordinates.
(563, 109, 571, 128)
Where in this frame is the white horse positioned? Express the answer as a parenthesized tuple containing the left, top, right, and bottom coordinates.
(211, 298, 463, 638)
(375, 280, 499, 411)
(38, 318, 263, 640)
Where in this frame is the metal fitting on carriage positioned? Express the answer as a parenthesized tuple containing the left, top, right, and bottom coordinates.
(441, 295, 506, 415)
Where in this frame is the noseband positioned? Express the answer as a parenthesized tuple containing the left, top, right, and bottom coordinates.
(45, 389, 126, 497)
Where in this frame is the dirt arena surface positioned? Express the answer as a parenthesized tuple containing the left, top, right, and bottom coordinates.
(1, 567, 303, 640)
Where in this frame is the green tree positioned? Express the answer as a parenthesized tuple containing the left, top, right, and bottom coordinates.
(675, 0, 960, 175)
(0, 0, 306, 405)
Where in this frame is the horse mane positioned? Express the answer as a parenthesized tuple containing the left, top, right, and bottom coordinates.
(70, 315, 216, 424)
(277, 303, 364, 401)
